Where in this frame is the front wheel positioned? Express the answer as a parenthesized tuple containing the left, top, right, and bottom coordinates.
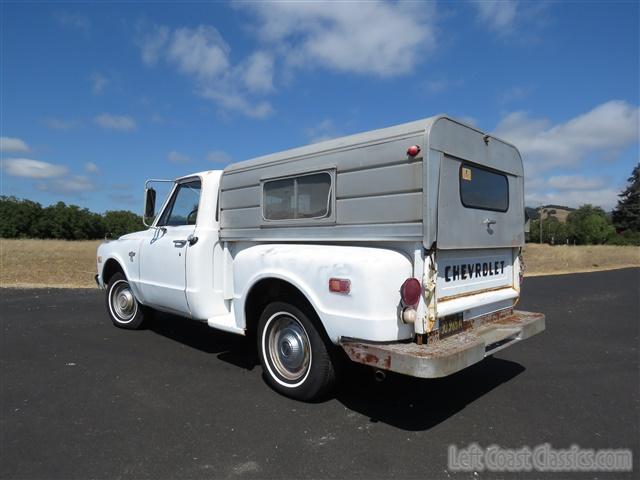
(258, 302, 336, 401)
(105, 272, 147, 329)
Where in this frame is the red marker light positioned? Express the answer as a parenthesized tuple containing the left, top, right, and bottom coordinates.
(329, 278, 351, 294)
(407, 145, 421, 156)
(400, 278, 422, 306)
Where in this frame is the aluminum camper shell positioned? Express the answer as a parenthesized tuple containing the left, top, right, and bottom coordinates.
(218, 115, 525, 250)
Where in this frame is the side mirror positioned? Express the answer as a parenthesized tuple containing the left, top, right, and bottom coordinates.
(144, 187, 156, 225)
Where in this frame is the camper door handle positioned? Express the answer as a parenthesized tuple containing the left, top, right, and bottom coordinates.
(173, 239, 187, 247)
(482, 219, 497, 226)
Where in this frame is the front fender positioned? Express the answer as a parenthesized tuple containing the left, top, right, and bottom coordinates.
(233, 244, 415, 343)
(97, 239, 143, 299)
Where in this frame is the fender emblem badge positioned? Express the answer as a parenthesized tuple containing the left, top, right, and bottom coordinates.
(128, 252, 136, 261)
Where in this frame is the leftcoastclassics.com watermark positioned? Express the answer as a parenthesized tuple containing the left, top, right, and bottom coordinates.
(448, 443, 633, 473)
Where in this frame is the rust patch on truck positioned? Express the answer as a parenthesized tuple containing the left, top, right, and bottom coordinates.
(342, 344, 392, 370)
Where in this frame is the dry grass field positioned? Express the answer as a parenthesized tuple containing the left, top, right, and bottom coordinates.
(0, 239, 638, 288)
(523, 244, 640, 276)
(0, 239, 102, 288)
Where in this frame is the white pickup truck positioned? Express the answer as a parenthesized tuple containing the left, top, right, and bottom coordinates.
(96, 116, 545, 400)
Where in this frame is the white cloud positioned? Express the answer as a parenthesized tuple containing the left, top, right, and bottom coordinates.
(139, 3, 437, 117)
(140, 25, 169, 65)
(94, 114, 137, 131)
(3, 158, 68, 178)
(167, 26, 230, 80)
(494, 101, 639, 173)
(546, 175, 607, 191)
(242, 1, 437, 77)
(84, 162, 99, 173)
(305, 119, 340, 143)
(139, 24, 273, 118)
(471, 0, 552, 42)
(167, 150, 190, 164)
(199, 86, 273, 118)
(44, 118, 80, 130)
(90, 72, 109, 95)
(243, 51, 275, 93)
(0, 137, 30, 152)
(206, 150, 232, 164)
(493, 100, 639, 210)
(472, 0, 518, 33)
(36, 175, 96, 195)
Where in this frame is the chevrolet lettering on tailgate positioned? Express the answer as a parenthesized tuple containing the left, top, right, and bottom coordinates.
(444, 261, 506, 282)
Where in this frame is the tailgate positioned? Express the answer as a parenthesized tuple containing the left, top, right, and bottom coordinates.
(435, 248, 515, 301)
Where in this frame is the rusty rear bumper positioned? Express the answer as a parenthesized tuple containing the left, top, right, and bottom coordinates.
(339, 310, 545, 378)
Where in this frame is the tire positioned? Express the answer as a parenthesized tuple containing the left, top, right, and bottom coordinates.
(105, 272, 147, 330)
(257, 301, 336, 401)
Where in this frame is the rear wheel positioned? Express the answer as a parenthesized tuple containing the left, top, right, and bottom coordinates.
(106, 272, 147, 329)
(258, 301, 336, 401)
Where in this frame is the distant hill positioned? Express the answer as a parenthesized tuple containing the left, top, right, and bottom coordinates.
(525, 205, 576, 223)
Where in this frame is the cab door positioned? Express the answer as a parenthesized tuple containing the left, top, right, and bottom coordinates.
(138, 179, 201, 315)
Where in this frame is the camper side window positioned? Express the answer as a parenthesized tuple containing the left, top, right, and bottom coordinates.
(459, 164, 509, 212)
(263, 172, 332, 221)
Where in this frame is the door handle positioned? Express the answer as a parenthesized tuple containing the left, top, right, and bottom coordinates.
(482, 219, 497, 226)
(173, 239, 187, 247)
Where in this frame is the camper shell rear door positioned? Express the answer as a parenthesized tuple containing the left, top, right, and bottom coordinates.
(427, 118, 524, 304)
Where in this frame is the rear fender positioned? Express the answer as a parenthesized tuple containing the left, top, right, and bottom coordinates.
(233, 244, 415, 343)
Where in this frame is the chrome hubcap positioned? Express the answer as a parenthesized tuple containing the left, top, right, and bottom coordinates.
(267, 315, 310, 382)
(111, 281, 136, 321)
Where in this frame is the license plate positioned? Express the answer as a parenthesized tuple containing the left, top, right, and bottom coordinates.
(439, 313, 464, 339)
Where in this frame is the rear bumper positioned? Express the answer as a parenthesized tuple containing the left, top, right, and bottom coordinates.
(95, 274, 105, 290)
(339, 310, 545, 378)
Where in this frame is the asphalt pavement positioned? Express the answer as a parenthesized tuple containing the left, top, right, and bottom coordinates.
(1, 268, 638, 479)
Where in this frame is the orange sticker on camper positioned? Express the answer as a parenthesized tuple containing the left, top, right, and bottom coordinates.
(461, 167, 472, 181)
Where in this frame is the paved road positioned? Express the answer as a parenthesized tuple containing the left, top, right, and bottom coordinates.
(1, 269, 638, 479)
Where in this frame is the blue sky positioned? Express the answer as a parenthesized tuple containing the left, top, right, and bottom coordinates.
(1, 1, 638, 212)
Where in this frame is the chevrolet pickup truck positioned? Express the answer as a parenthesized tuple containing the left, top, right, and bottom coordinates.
(96, 116, 545, 400)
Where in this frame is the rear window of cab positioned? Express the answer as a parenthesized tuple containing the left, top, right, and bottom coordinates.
(459, 164, 509, 212)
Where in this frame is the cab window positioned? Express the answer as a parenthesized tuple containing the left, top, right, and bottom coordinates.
(158, 180, 202, 226)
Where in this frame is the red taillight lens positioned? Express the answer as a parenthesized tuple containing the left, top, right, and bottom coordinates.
(329, 278, 351, 294)
(400, 278, 422, 306)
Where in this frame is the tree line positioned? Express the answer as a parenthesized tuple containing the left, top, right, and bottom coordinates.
(0, 196, 143, 240)
(528, 165, 640, 246)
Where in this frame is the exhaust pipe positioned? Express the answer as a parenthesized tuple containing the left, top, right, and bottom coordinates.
(374, 369, 386, 382)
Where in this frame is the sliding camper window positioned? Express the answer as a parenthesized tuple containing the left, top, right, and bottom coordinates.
(263, 171, 332, 221)
(459, 164, 509, 212)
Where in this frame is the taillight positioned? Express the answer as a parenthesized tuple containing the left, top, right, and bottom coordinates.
(400, 278, 421, 306)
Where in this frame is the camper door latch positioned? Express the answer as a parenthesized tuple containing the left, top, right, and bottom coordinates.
(482, 219, 497, 226)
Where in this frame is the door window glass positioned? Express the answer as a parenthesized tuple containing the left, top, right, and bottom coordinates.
(158, 180, 202, 226)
